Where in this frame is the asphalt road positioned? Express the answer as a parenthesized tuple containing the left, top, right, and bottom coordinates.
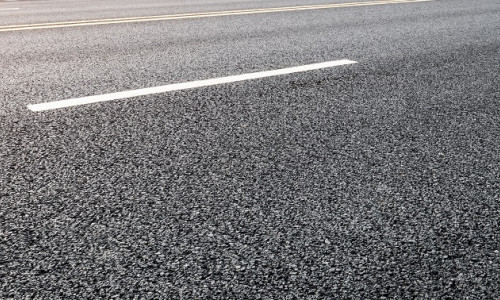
(1, 0, 499, 298)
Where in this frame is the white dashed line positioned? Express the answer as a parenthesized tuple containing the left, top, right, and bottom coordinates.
(27, 60, 358, 112)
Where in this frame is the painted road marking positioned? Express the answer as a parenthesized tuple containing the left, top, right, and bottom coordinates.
(0, 8, 19, 11)
(27, 60, 357, 112)
(1, 0, 432, 32)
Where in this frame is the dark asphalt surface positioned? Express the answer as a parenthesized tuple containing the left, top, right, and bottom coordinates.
(1, 0, 499, 298)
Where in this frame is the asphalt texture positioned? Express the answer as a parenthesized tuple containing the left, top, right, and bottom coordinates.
(1, 0, 499, 298)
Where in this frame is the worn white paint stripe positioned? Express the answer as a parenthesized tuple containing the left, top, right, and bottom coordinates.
(27, 59, 357, 112)
(0, 8, 20, 11)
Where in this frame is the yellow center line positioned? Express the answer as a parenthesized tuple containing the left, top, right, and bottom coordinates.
(0, 0, 433, 32)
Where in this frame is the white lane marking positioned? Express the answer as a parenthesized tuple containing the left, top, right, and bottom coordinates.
(27, 60, 357, 112)
(1, 0, 433, 32)
(0, 8, 20, 11)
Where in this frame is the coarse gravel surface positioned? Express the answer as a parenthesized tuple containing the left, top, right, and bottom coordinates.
(1, 0, 499, 298)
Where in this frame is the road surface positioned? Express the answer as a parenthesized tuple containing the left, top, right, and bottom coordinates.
(1, 0, 499, 298)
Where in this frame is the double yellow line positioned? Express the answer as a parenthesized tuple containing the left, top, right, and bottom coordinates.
(0, 0, 432, 32)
